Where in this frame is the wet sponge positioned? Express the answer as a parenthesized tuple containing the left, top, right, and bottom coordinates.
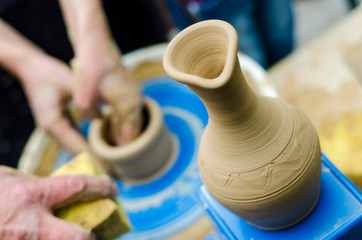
(51, 152, 131, 240)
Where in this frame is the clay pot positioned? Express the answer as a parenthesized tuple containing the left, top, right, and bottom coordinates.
(163, 20, 321, 230)
(88, 98, 172, 180)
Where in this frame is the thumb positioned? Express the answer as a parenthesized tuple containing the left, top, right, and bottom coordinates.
(38, 175, 116, 210)
(40, 214, 94, 240)
(47, 117, 88, 155)
(71, 59, 99, 112)
(74, 77, 98, 112)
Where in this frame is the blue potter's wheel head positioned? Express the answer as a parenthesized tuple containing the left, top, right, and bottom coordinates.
(54, 76, 210, 239)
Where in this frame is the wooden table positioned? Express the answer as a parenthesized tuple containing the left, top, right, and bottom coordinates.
(268, 9, 362, 189)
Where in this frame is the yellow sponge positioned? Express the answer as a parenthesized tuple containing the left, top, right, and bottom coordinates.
(320, 113, 362, 190)
(51, 152, 131, 240)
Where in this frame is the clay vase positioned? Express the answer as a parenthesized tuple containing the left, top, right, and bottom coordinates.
(88, 98, 173, 180)
(163, 20, 321, 230)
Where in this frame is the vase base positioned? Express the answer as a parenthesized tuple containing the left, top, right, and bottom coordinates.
(196, 155, 362, 239)
(247, 185, 321, 230)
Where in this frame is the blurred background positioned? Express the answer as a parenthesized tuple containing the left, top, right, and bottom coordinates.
(294, 0, 355, 47)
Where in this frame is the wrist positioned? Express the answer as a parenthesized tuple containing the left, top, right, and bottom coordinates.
(10, 49, 50, 86)
(0, 20, 49, 84)
(76, 0, 111, 52)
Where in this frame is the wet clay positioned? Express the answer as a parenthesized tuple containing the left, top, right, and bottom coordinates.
(88, 98, 173, 180)
(163, 20, 322, 229)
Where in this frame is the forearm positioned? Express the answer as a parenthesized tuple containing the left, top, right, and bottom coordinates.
(0, 19, 47, 83)
(59, 1, 142, 146)
(58, 0, 112, 54)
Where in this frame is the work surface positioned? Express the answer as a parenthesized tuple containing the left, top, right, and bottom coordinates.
(268, 9, 362, 189)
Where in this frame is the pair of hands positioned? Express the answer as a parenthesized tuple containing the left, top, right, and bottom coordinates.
(23, 41, 142, 153)
(6, 0, 142, 154)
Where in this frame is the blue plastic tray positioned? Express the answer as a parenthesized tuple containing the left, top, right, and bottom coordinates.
(196, 154, 362, 240)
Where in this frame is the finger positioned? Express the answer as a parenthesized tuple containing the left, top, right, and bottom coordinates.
(47, 117, 88, 155)
(37, 175, 117, 209)
(73, 66, 100, 112)
(39, 214, 94, 240)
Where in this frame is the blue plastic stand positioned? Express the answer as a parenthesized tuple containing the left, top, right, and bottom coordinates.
(196, 154, 362, 240)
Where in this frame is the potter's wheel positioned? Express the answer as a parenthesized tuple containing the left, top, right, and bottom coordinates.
(19, 43, 277, 239)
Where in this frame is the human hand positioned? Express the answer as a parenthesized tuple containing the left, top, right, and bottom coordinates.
(0, 166, 116, 239)
(0, 19, 88, 154)
(72, 42, 143, 145)
(21, 55, 88, 154)
(59, 0, 143, 146)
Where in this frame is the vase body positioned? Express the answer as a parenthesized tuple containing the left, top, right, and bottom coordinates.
(163, 20, 321, 229)
(89, 98, 173, 180)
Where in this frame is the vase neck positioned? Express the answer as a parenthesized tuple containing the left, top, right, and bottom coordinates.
(188, 58, 259, 130)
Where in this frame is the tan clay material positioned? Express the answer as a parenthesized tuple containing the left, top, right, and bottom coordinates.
(88, 98, 173, 180)
(163, 20, 322, 229)
(98, 42, 143, 146)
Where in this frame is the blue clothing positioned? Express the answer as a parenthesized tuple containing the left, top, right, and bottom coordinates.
(167, 0, 294, 68)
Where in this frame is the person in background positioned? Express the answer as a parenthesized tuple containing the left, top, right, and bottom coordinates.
(0, 0, 167, 238)
(164, 0, 294, 68)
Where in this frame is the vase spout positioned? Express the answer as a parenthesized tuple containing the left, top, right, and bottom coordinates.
(163, 20, 239, 89)
(164, 20, 259, 129)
